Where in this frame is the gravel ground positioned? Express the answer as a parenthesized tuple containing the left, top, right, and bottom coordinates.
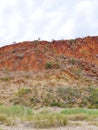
(0, 123, 98, 130)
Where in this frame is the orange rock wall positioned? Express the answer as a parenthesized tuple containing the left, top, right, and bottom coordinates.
(0, 36, 98, 71)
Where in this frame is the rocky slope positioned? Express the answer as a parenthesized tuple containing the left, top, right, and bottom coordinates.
(0, 36, 98, 71)
(0, 36, 98, 107)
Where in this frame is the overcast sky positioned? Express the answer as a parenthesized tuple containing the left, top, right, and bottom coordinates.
(0, 0, 98, 47)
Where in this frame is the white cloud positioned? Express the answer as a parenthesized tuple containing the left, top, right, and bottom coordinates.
(0, 0, 98, 47)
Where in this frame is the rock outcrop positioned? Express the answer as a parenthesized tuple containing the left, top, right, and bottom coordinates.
(0, 36, 98, 71)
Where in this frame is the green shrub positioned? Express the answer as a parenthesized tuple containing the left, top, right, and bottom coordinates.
(57, 87, 79, 101)
(51, 101, 61, 107)
(0, 105, 33, 118)
(45, 62, 52, 69)
(70, 58, 76, 65)
(17, 88, 31, 97)
(45, 62, 60, 69)
(89, 88, 98, 108)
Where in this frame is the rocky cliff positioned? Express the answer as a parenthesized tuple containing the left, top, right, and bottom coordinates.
(0, 36, 98, 71)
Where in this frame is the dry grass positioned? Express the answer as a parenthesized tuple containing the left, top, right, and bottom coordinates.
(31, 113, 67, 128)
(0, 114, 13, 126)
(0, 105, 68, 128)
(68, 114, 87, 121)
(88, 121, 98, 126)
(0, 105, 98, 128)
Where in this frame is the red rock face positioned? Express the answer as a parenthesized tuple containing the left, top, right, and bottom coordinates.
(0, 36, 98, 71)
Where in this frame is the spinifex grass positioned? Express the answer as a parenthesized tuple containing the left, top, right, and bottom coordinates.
(0, 105, 67, 128)
(31, 113, 67, 128)
(0, 105, 98, 128)
(0, 105, 33, 118)
(61, 108, 98, 121)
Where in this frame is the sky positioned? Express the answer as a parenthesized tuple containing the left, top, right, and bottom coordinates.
(0, 0, 98, 47)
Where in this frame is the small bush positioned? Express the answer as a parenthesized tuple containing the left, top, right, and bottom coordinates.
(32, 113, 67, 128)
(17, 88, 31, 97)
(70, 58, 76, 65)
(45, 62, 52, 69)
(0, 105, 33, 118)
(45, 62, 60, 69)
(51, 101, 61, 107)
(89, 88, 98, 108)
(0, 77, 10, 82)
(0, 114, 12, 126)
(57, 87, 79, 102)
